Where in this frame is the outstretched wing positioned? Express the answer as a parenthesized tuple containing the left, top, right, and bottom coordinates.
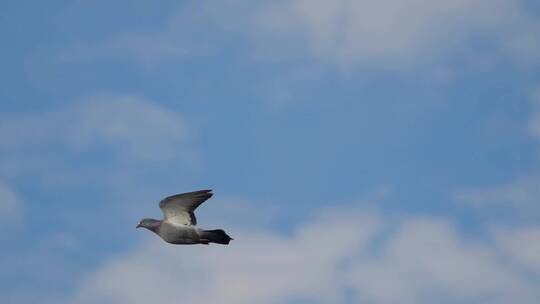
(159, 189, 213, 226)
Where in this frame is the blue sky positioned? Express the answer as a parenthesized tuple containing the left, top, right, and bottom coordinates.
(1, 1, 540, 303)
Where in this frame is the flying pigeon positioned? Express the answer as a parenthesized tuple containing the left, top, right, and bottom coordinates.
(136, 189, 233, 245)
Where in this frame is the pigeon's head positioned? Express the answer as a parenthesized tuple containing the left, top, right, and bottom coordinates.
(136, 218, 162, 232)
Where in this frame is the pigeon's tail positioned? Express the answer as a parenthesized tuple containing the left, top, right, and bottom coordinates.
(201, 229, 233, 245)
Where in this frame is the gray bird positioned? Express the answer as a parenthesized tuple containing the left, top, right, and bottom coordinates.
(136, 189, 233, 245)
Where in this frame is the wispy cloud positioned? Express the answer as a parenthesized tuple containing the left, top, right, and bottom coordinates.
(68, 208, 539, 304)
(454, 177, 540, 217)
(259, 0, 519, 64)
(0, 95, 199, 201)
(69, 96, 189, 161)
(492, 226, 540, 272)
(454, 88, 540, 217)
(0, 95, 189, 164)
(57, 0, 540, 68)
(0, 182, 21, 221)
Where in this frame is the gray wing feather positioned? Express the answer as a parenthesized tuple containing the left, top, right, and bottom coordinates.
(159, 189, 213, 226)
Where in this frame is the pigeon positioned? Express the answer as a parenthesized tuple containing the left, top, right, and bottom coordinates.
(136, 189, 233, 245)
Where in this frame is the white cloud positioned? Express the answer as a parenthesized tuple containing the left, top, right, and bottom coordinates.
(454, 177, 540, 216)
(69, 210, 539, 304)
(69, 96, 189, 161)
(0, 96, 189, 162)
(0, 182, 21, 220)
(60, 0, 540, 68)
(258, 0, 523, 65)
(493, 226, 540, 272)
(350, 218, 534, 304)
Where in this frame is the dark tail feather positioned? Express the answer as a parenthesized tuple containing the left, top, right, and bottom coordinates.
(202, 229, 233, 245)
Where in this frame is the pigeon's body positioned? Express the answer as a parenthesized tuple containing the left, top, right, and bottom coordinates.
(136, 189, 233, 245)
(158, 222, 204, 245)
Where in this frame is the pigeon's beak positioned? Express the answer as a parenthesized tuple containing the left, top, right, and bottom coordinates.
(136, 223, 142, 228)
